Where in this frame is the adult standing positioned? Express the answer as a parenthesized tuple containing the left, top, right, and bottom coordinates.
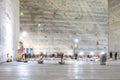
(115, 52, 118, 60)
(109, 52, 113, 59)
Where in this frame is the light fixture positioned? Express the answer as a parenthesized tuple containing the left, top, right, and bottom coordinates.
(20, 12, 24, 16)
(21, 31, 28, 37)
(101, 52, 105, 55)
(90, 52, 94, 56)
(38, 23, 41, 27)
(74, 38, 79, 43)
(79, 52, 84, 55)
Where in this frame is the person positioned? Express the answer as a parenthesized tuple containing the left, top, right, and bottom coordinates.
(74, 53, 78, 60)
(115, 52, 118, 60)
(61, 53, 64, 62)
(109, 52, 113, 59)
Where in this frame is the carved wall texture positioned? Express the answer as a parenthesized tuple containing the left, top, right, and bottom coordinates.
(20, 0, 108, 54)
(109, 0, 120, 53)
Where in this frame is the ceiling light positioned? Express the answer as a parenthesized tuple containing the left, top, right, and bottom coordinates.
(21, 31, 28, 37)
(38, 24, 41, 27)
(101, 52, 105, 55)
(90, 52, 94, 56)
(74, 38, 79, 43)
(20, 12, 24, 16)
(79, 52, 84, 55)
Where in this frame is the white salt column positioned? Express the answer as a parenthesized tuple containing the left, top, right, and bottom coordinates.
(0, 0, 19, 62)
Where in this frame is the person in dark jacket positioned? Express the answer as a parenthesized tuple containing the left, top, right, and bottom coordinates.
(109, 52, 113, 58)
(115, 52, 118, 60)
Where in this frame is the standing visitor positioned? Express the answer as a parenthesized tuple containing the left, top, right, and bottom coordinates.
(110, 52, 113, 59)
(115, 52, 118, 60)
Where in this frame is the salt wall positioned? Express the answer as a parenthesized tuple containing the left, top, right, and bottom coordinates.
(20, 0, 108, 55)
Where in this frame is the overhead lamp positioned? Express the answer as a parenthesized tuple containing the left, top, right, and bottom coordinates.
(21, 31, 28, 37)
(90, 52, 94, 56)
(101, 52, 105, 55)
(79, 52, 84, 55)
(38, 23, 41, 27)
(74, 38, 79, 43)
(20, 12, 24, 16)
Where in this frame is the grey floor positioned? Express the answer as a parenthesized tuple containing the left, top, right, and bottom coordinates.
(0, 60, 120, 80)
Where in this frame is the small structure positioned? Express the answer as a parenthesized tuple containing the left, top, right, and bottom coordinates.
(38, 53, 44, 64)
(59, 53, 65, 64)
(100, 53, 107, 65)
(17, 41, 24, 62)
(23, 60, 28, 63)
(6, 53, 12, 62)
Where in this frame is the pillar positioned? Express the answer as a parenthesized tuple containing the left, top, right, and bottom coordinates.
(0, 0, 19, 62)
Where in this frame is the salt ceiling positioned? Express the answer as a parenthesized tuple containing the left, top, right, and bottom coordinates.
(20, 0, 108, 54)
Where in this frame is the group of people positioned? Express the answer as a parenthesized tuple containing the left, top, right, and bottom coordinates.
(110, 52, 118, 60)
